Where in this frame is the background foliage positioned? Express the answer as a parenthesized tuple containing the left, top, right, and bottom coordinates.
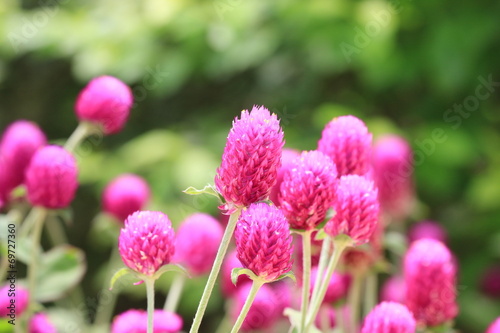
(1, 0, 499, 332)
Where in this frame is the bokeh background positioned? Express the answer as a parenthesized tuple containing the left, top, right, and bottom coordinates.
(1, 0, 499, 332)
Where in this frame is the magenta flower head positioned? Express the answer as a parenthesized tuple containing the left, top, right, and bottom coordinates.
(404, 239, 458, 327)
(0, 120, 47, 192)
(324, 175, 379, 246)
(310, 266, 347, 304)
(111, 309, 145, 333)
(279, 150, 338, 230)
(25, 145, 78, 209)
(408, 220, 448, 244)
(215, 106, 284, 212)
(487, 317, 500, 333)
(29, 313, 57, 333)
(103, 174, 151, 222)
(381, 275, 406, 304)
(232, 282, 280, 332)
(318, 115, 372, 176)
(221, 249, 251, 297)
(0, 284, 29, 318)
(173, 213, 223, 276)
(118, 211, 175, 276)
(372, 135, 414, 219)
(153, 310, 183, 333)
(269, 148, 300, 205)
(235, 202, 293, 282)
(361, 301, 416, 333)
(75, 75, 133, 135)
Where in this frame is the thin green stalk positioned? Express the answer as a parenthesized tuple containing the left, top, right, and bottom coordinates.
(27, 207, 48, 305)
(146, 278, 156, 333)
(230, 279, 264, 333)
(299, 230, 313, 333)
(310, 236, 331, 305)
(19, 206, 43, 239)
(189, 209, 241, 333)
(64, 122, 97, 153)
(164, 274, 186, 312)
(363, 272, 377, 317)
(348, 272, 363, 333)
(306, 237, 349, 331)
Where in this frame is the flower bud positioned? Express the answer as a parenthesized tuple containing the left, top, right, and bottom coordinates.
(103, 174, 150, 222)
(361, 301, 416, 333)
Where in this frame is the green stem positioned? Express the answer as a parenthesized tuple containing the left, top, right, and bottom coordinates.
(146, 278, 156, 333)
(230, 279, 264, 333)
(348, 272, 363, 333)
(27, 207, 48, 306)
(306, 237, 349, 331)
(299, 230, 313, 333)
(309, 236, 331, 305)
(64, 122, 98, 153)
(363, 272, 377, 317)
(189, 209, 241, 333)
(164, 274, 186, 312)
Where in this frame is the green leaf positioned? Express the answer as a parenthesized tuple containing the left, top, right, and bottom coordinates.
(153, 263, 189, 280)
(274, 271, 296, 283)
(0, 318, 14, 332)
(183, 184, 222, 202)
(35, 245, 87, 302)
(109, 267, 135, 290)
(231, 267, 257, 285)
(314, 229, 328, 241)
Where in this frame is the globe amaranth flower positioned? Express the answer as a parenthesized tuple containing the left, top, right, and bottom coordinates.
(318, 115, 372, 176)
(0, 120, 46, 196)
(408, 220, 448, 244)
(487, 317, 500, 333)
(173, 213, 223, 276)
(118, 211, 175, 277)
(309, 266, 347, 304)
(269, 148, 300, 206)
(29, 313, 57, 333)
(231, 282, 281, 332)
(372, 135, 414, 219)
(380, 275, 406, 304)
(24, 145, 78, 209)
(221, 249, 251, 297)
(324, 175, 380, 246)
(0, 284, 29, 318)
(235, 202, 293, 282)
(215, 106, 284, 211)
(75, 75, 133, 134)
(404, 239, 458, 327)
(278, 150, 338, 230)
(361, 301, 416, 333)
(111, 309, 182, 333)
(103, 174, 151, 222)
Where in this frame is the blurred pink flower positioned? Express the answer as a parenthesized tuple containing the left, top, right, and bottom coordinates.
(173, 213, 223, 276)
(310, 266, 347, 304)
(103, 174, 151, 222)
(111, 309, 182, 333)
(408, 220, 448, 244)
(269, 148, 300, 206)
(315, 306, 336, 331)
(0, 284, 29, 318)
(487, 317, 500, 333)
(215, 106, 284, 212)
(480, 265, 500, 299)
(318, 115, 372, 176)
(380, 275, 406, 304)
(220, 249, 251, 297)
(235, 202, 293, 282)
(29, 313, 57, 333)
(25, 145, 78, 209)
(75, 75, 133, 134)
(361, 301, 416, 333)
(118, 211, 175, 276)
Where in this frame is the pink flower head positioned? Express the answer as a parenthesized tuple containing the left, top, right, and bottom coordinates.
(118, 211, 175, 276)
(481, 265, 500, 299)
(381, 275, 406, 304)
(279, 150, 338, 230)
(372, 135, 414, 219)
(361, 301, 416, 333)
(310, 266, 347, 304)
(269, 148, 300, 205)
(75, 75, 133, 134)
(404, 239, 458, 327)
(0, 284, 29, 318)
(324, 175, 379, 246)
(487, 317, 500, 333)
(103, 174, 151, 222)
(215, 106, 284, 212)
(153, 310, 183, 333)
(173, 213, 223, 276)
(232, 282, 280, 332)
(111, 309, 145, 333)
(235, 202, 293, 282)
(0, 120, 47, 192)
(29, 313, 57, 333)
(221, 249, 251, 297)
(25, 145, 78, 209)
(318, 115, 372, 176)
(408, 220, 448, 244)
